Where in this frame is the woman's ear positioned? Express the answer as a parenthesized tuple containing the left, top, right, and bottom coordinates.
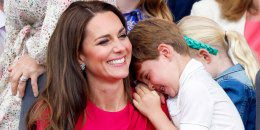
(157, 43, 173, 61)
(78, 53, 86, 65)
(198, 49, 212, 64)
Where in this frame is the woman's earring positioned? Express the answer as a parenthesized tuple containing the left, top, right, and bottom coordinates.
(80, 64, 85, 71)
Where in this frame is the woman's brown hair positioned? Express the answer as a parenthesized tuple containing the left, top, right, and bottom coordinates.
(216, 0, 252, 21)
(26, 1, 131, 129)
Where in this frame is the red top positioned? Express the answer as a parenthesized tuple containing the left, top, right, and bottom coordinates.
(244, 21, 260, 62)
(37, 100, 169, 130)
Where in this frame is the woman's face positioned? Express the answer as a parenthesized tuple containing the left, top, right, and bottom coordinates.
(80, 11, 132, 82)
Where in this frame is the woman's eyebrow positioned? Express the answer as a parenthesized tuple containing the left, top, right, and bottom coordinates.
(94, 34, 110, 42)
(94, 27, 125, 42)
(118, 27, 125, 34)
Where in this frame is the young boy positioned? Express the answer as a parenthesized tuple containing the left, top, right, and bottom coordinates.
(128, 18, 244, 130)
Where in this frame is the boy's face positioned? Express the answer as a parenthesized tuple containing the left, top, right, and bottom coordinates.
(136, 55, 180, 97)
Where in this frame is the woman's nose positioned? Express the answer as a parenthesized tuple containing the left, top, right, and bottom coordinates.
(113, 39, 126, 52)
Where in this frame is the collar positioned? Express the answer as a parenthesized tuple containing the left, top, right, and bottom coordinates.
(179, 59, 204, 87)
(0, 10, 5, 28)
(214, 64, 244, 80)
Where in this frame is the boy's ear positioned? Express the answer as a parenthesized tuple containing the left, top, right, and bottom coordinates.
(157, 43, 173, 61)
(198, 49, 212, 64)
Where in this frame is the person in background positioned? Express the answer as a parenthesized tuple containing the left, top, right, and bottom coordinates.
(119, 0, 172, 33)
(167, 0, 199, 23)
(191, 0, 260, 62)
(26, 1, 169, 129)
(128, 18, 244, 130)
(0, 0, 5, 55)
(178, 16, 258, 130)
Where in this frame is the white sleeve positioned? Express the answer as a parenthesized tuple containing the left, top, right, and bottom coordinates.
(179, 82, 214, 130)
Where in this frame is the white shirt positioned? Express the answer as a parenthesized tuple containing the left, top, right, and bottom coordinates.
(0, 10, 6, 54)
(167, 59, 244, 130)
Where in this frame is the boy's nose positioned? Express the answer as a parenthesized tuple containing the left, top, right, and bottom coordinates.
(148, 83, 155, 90)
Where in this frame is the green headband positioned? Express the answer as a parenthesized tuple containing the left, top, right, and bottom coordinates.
(184, 36, 218, 55)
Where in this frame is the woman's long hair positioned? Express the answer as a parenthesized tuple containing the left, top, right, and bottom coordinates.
(177, 16, 259, 86)
(26, 1, 131, 129)
(140, 0, 173, 21)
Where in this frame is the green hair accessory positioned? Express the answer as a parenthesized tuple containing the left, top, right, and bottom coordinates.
(184, 36, 218, 55)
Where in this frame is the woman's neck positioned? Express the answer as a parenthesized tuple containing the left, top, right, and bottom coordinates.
(87, 76, 128, 112)
(116, 0, 140, 13)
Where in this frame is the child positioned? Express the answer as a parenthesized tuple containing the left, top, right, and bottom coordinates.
(128, 18, 244, 130)
(177, 16, 258, 130)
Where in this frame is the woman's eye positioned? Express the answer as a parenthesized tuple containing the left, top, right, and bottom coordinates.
(119, 33, 127, 38)
(98, 39, 109, 45)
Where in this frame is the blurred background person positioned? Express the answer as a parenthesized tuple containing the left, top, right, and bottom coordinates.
(191, 0, 260, 62)
(118, 0, 172, 32)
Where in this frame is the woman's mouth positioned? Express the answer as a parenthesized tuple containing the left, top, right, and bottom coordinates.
(107, 56, 126, 65)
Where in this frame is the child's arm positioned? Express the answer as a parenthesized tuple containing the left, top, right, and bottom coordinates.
(133, 85, 178, 130)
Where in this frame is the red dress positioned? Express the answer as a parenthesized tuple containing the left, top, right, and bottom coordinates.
(37, 100, 169, 130)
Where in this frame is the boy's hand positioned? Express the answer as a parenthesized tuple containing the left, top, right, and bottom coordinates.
(133, 84, 162, 118)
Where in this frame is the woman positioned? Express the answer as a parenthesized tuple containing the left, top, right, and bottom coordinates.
(26, 1, 168, 129)
(18, 0, 172, 129)
(1, 0, 172, 129)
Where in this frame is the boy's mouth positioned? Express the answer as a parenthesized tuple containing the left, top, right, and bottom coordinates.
(159, 86, 165, 93)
